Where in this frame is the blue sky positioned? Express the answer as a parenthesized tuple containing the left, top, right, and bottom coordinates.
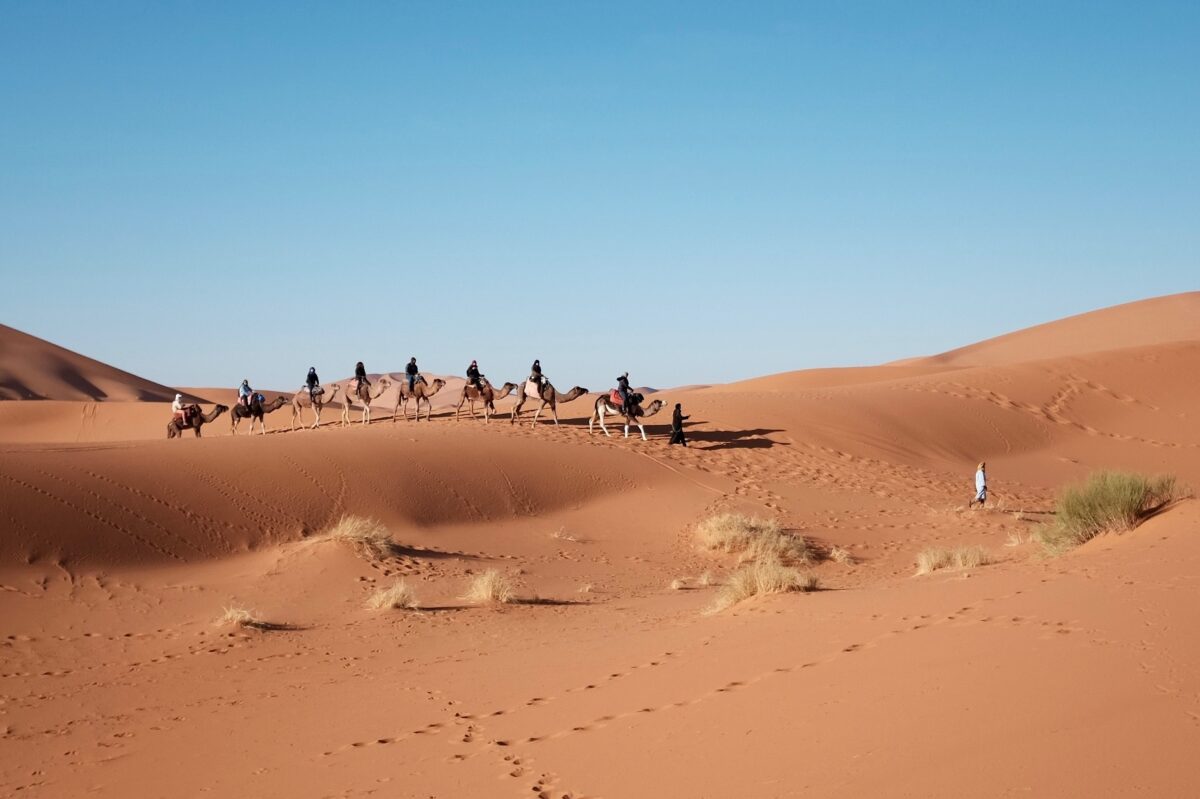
(1, 2, 1197, 391)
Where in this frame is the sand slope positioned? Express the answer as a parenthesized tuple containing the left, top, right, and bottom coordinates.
(0, 323, 195, 402)
(3, 293, 1199, 798)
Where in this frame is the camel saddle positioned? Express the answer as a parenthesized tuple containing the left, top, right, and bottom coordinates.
(524, 380, 542, 399)
(609, 390, 623, 406)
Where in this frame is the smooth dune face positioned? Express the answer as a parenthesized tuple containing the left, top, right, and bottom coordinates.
(3, 293, 1200, 797)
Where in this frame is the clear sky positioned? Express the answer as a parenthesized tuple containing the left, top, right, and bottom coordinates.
(2, 2, 1197, 392)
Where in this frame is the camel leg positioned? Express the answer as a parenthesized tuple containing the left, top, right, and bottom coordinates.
(637, 421, 647, 441)
(624, 423, 630, 438)
(312, 406, 321, 429)
(551, 403, 559, 425)
(598, 406, 612, 437)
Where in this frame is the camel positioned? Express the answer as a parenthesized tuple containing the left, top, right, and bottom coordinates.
(510, 379, 589, 426)
(393, 374, 451, 419)
(395, 377, 447, 422)
(589, 392, 665, 441)
(340, 377, 391, 427)
(455, 379, 517, 423)
(291, 384, 341, 431)
(230, 395, 289, 436)
(166, 404, 228, 439)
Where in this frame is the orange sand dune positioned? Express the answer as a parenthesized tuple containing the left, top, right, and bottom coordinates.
(3, 293, 1199, 797)
(0, 323, 198, 402)
(906, 291, 1200, 367)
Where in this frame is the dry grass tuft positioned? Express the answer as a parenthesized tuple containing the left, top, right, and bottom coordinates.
(461, 569, 517, 605)
(828, 546, 853, 564)
(1037, 471, 1180, 554)
(551, 527, 580, 542)
(216, 606, 268, 629)
(696, 513, 810, 564)
(366, 580, 419, 610)
(577, 583, 594, 594)
(705, 561, 819, 614)
(697, 571, 716, 587)
(915, 545, 990, 575)
(317, 515, 395, 560)
(669, 578, 688, 591)
(1005, 530, 1026, 548)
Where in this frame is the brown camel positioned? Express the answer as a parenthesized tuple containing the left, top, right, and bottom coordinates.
(230, 395, 289, 436)
(510, 380, 589, 426)
(455, 379, 517, 423)
(396, 377, 447, 422)
(166, 404, 228, 439)
(393, 375, 438, 421)
(291, 384, 341, 431)
(588, 392, 665, 441)
(340, 377, 391, 427)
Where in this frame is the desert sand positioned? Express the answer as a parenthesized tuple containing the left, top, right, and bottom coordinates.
(2, 293, 1199, 797)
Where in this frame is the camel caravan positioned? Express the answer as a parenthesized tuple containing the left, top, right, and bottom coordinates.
(167, 361, 671, 442)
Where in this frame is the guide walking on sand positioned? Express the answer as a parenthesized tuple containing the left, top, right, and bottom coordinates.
(669, 403, 689, 447)
(968, 462, 987, 508)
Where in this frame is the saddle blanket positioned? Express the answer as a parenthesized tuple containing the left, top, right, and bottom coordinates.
(524, 380, 542, 399)
(609, 390, 623, 406)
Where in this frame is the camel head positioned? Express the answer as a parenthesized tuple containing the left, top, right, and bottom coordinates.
(640, 399, 665, 417)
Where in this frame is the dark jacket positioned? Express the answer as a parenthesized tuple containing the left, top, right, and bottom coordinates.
(306, 370, 319, 388)
(355, 363, 367, 381)
(530, 361, 542, 377)
(406, 362, 418, 376)
(672, 407, 689, 430)
(617, 375, 630, 391)
(466, 364, 480, 381)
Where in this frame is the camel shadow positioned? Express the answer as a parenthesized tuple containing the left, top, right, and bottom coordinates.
(687, 427, 787, 451)
(387, 543, 481, 561)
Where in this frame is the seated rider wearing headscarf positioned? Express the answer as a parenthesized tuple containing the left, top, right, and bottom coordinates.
(172, 393, 187, 423)
(616, 372, 631, 414)
(529, 359, 543, 388)
(306, 367, 320, 401)
(238, 379, 253, 408)
(354, 361, 369, 393)
(466, 360, 481, 390)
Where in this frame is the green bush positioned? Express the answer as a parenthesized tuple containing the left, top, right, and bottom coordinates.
(1038, 471, 1177, 553)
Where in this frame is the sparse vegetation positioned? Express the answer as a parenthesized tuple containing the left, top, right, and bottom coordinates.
(1037, 471, 1180, 554)
(551, 527, 579, 542)
(828, 546, 853, 564)
(316, 515, 395, 560)
(216, 606, 268, 629)
(577, 583, 594, 594)
(366, 580, 419, 610)
(705, 561, 819, 614)
(915, 545, 990, 575)
(670, 578, 688, 590)
(461, 569, 517, 605)
(697, 571, 716, 587)
(696, 513, 810, 564)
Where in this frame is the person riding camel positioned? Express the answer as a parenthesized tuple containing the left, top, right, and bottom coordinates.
(405, 357, 419, 393)
(172, 393, 188, 425)
(238, 379, 253, 409)
(466, 360, 482, 390)
(354, 361, 369, 394)
(616, 372, 631, 414)
(529, 359, 544, 390)
(306, 367, 320, 402)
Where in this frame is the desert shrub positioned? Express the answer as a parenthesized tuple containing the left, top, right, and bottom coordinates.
(696, 513, 810, 563)
(317, 515, 395, 560)
(216, 606, 267, 629)
(461, 569, 517, 605)
(366, 580, 419, 610)
(1038, 472, 1178, 553)
(915, 546, 989, 575)
(705, 561, 819, 614)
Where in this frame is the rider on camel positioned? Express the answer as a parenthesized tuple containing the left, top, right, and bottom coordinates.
(406, 358, 419, 392)
(306, 367, 320, 401)
(616, 372, 631, 414)
(238, 379, 253, 409)
(354, 361, 369, 394)
(467, 360, 482, 390)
